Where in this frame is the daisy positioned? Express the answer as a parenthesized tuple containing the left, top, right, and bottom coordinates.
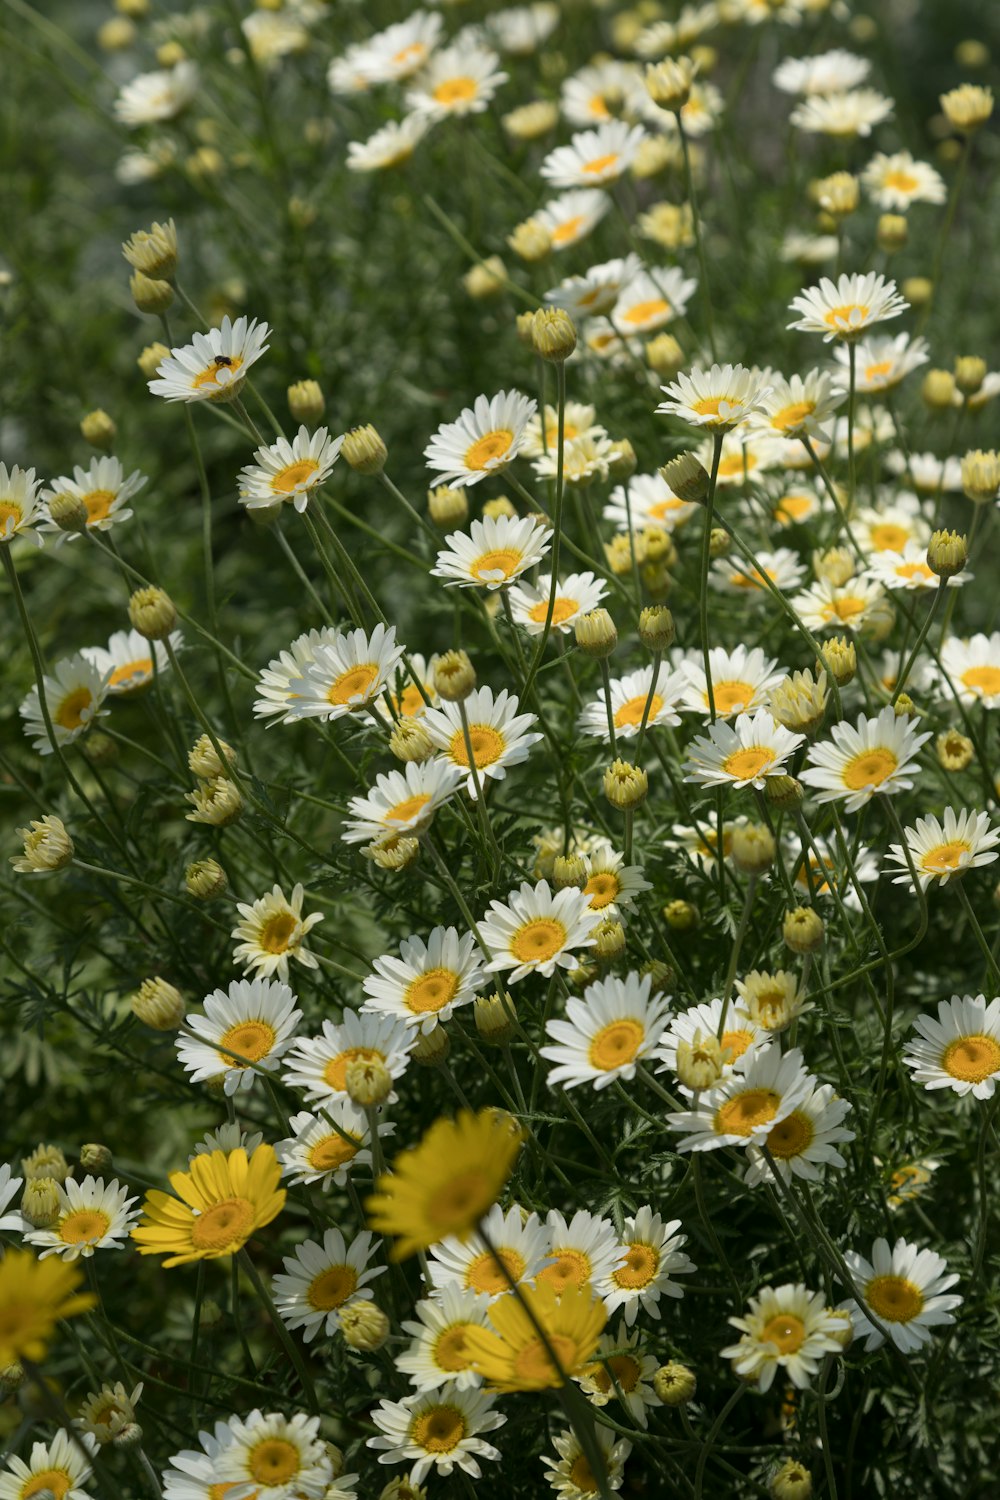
(433, 514, 551, 592)
(522, 400, 604, 457)
(191, 1124, 264, 1159)
(368, 1383, 505, 1484)
(422, 685, 542, 798)
(397, 1285, 492, 1391)
(861, 151, 946, 211)
(282, 1012, 414, 1106)
(242, 9, 310, 64)
(148, 315, 270, 404)
(743, 1082, 855, 1186)
(721, 1284, 848, 1391)
(114, 61, 198, 126)
(773, 49, 871, 96)
(81, 627, 179, 695)
(800, 706, 932, 812)
(545, 255, 641, 319)
(902, 994, 1000, 1099)
(0, 464, 45, 546)
(131, 1144, 285, 1267)
(162, 1422, 238, 1500)
(851, 494, 931, 554)
(232, 883, 323, 981)
(509, 571, 607, 635)
(362, 926, 486, 1031)
(540, 120, 647, 189)
(684, 710, 804, 791)
(611, 267, 697, 336)
(272, 1228, 384, 1341)
(867, 541, 969, 592)
(791, 576, 889, 633)
(666, 1046, 814, 1153)
(20, 653, 110, 755)
(488, 4, 560, 55)
(0, 1431, 96, 1500)
(788, 273, 908, 342)
(542, 1428, 632, 1499)
(348, 11, 443, 85)
(839, 1237, 962, 1354)
(560, 60, 640, 126)
(679, 645, 783, 718)
(406, 44, 508, 120)
(657, 363, 771, 431)
(75, 1379, 144, 1445)
(24, 1177, 140, 1261)
(654, 998, 772, 1081)
(425, 391, 538, 490)
(284, 623, 405, 722)
(603, 472, 698, 533)
(0, 1163, 23, 1232)
(579, 663, 685, 742)
(734, 969, 811, 1035)
(532, 825, 612, 881)
(886, 451, 962, 492)
(939, 632, 1000, 708)
(751, 370, 845, 440)
(176, 977, 301, 1094)
(465, 1280, 606, 1389)
(790, 89, 894, 138)
(838, 332, 929, 394)
(341, 761, 464, 845)
(276, 1103, 390, 1189)
(212, 1410, 331, 1500)
(597, 1207, 695, 1326)
(428, 1202, 550, 1301)
(238, 426, 344, 512)
(375, 652, 438, 721)
(252, 626, 341, 724)
(347, 114, 430, 172)
(580, 846, 652, 919)
(534, 433, 616, 486)
(537, 1209, 625, 1296)
(540, 972, 672, 1091)
(781, 230, 839, 265)
(536, 189, 611, 251)
(579, 1321, 661, 1427)
(42, 455, 146, 537)
(480, 880, 602, 983)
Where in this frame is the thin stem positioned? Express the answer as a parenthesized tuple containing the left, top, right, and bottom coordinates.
(700, 434, 724, 722)
(522, 360, 567, 703)
(238, 1250, 319, 1415)
(679, 119, 717, 360)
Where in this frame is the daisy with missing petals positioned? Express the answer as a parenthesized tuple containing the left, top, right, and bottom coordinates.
(0, 1431, 96, 1500)
(791, 576, 889, 633)
(666, 1046, 814, 1154)
(148, 316, 270, 404)
(20, 653, 110, 755)
(272, 1228, 384, 1341)
(540, 120, 647, 189)
(42, 456, 146, 538)
(801, 706, 932, 812)
(283, 1013, 414, 1106)
(276, 1102, 390, 1190)
(509, 571, 607, 635)
(363, 926, 485, 1031)
(341, 761, 464, 844)
(545, 255, 642, 319)
(24, 1177, 140, 1262)
(480, 880, 602, 984)
(536, 189, 611, 251)
(426, 390, 538, 490)
(611, 267, 698, 336)
(580, 846, 651, 920)
(867, 541, 969, 592)
(238, 426, 344, 513)
(685, 710, 804, 791)
(368, 1383, 505, 1483)
(423, 686, 542, 798)
(81, 628, 180, 696)
(597, 1207, 694, 1327)
(432, 514, 551, 589)
(253, 626, 340, 724)
(788, 273, 908, 342)
(902, 995, 1000, 1100)
(406, 44, 508, 120)
(743, 1082, 855, 1187)
(604, 472, 697, 533)
(213, 1410, 331, 1500)
(347, 113, 430, 172)
(131, 1144, 285, 1267)
(751, 370, 845, 441)
(232, 883, 323, 982)
(654, 998, 771, 1082)
(939, 632, 1000, 709)
(679, 646, 783, 719)
(790, 89, 894, 138)
(657, 363, 771, 430)
(887, 808, 1000, 891)
(537, 1209, 625, 1297)
(838, 1237, 962, 1353)
(721, 1284, 848, 1392)
(578, 663, 685, 742)
(428, 1202, 550, 1301)
(543, 1428, 632, 1499)
(0, 464, 45, 547)
(861, 150, 945, 211)
(397, 1286, 492, 1391)
(540, 972, 671, 1091)
(773, 49, 871, 96)
(176, 978, 301, 1095)
(579, 1321, 660, 1427)
(284, 623, 405, 723)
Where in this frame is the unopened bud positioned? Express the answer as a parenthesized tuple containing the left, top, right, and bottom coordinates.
(463, 257, 507, 300)
(954, 356, 987, 396)
(771, 1459, 813, 1500)
(936, 728, 974, 772)
(123, 219, 178, 279)
(474, 992, 516, 1045)
(653, 1362, 697, 1406)
(575, 609, 617, 658)
(708, 527, 730, 558)
(813, 546, 854, 586)
(820, 637, 856, 687)
(641, 959, 675, 997)
(659, 451, 709, 504)
(940, 83, 994, 134)
(531, 308, 577, 362)
(783, 906, 824, 955)
(137, 341, 170, 378)
(607, 439, 637, 480)
(131, 976, 185, 1030)
(731, 824, 776, 876)
(339, 1301, 390, 1352)
(603, 760, 648, 811)
(663, 898, 699, 932)
(894, 692, 917, 718)
(482, 496, 517, 521)
(185, 858, 229, 899)
(516, 309, 536, 345)
(814, 171, 858, 217)
(645, 56, 697, 112)
(646, 333, 684, 378)
(188, 734, 237, 780)
(927, 529, 969, 578)
(902, 276, 933, 308)
(186, 776, 243, 826)
(79, 1143, 112, 1174)
(21, 1178, 61, 1229)
(342, 424, 387, 475)
(130, 271, 174, 315)
(434, 650, 476, 702)
(876, 213, 907, 253)
(921, 368, 957, 411)
(594, 918, 626, 961)
(553, 853, 587, 890)
(676, 1031, 722, 1090)
(47, 490, 89, 533)
(345, 1058, 393, 1108)
(766, 775, 804, 811)
(412, 1027, 449, 1065)
(364, 833, 420, 871)
(961, 450, 1000, 504)
(22, 1144, 70, 1184)
(0, 1363, 24, 1395)
(428, 485, 469, 528)
(287, 380, 325, 424)
(503, 101, 559, 142)
(12, 816, 74, 874)
(389, 719, 434, 763)
(128, 586, 177, 640)
(80, 410, 117, 450)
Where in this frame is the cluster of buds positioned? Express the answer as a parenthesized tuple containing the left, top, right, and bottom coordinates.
(184, 733, 243, 827)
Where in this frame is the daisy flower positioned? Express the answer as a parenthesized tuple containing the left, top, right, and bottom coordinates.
(272, 1228, 384, 1341)
(800, 705, 932, 812)
(425, 391, 538, 489)
(603, 472, 698, 533)
(406, 44, 508, 120)
(0, 1163, 24, 1232)
(861, 150, 946, 210)
(611, 267, 698, 336)
(161, 1422, 238, 1500)
(237, 426, 344, 513)
(743, 1082, 855, 1187)
(751, 370, 845, 440)
(397, 1285, 492, 1391)
(666, 1046, 814, 1153)
(773, 49, 870, 96)
(423, 685, 542, 798)
(282, 1013, 415, 1106)
(242, 9, 309, 64)
(711, 548, 806, 595)
(781, 230, 839, 265)
(537, 1209, 625, 1296)
(42, 455, 146, 538)
(465, 1280, 606, 1389)
(74, 1379, 144, 1446)
(902, 994, 1000, 1099)
(766, 482, 823, 527)
(545, 255, 642, 319)
(534, 433, 616, 486)
(867, 541, 969, 592)
(433, 514, 551, 589)
(81, 628, 179, 696)
(679, 645, 783, 718)
(851, 494, 931, 554)
(579, 1321, 661, 1427)
(788, 273, 908, 342)
(347, 11, 443, 85)
(596, 1207, 695, 1326)
(543, 1428, 632, 1499)
(839, 1237, 961, 1354)
(24, 1177, 140, 1262)
(786, 836, 879, 909)
(657, 362, 771, 431)
(654, 998, 771, 1081)
(532, 824, 612, 881)
(284, 622, 405, 723)
(20, 653, 110, 755)
(522, 400, 603, 457)
(0, 1431, 96, 1500)
(838, 332, 929, 396)
(541, 972, 672, 1091)
(888, 807, 1000, 892)
(212, 1411, 331, 1500)
(252, 626, 341, 724)
(721, 1284, 848, 1391)
(561, 60, 641, 127)
(428, 1202, 550, 1301)
(347, 113, 430, 172)
(488, 4, 560, 55)
(886, 1159, 940, 1210)
(176, 978, 301, 1094)
(231, 883, 323, 982)
(580, 846, 651, 919)
(735, 969, 812, 1035)
(368, 1383, 505, 1484)
(536, 189, 611, 251)
(362, 926, 486, 1031)
(148, 315, 270, 404)
(276, 1103, 390, 1190)
(540, 120, 647, 189)
(131, 1144, 285, 1267)
(341, 760, 464, 845)
(578, 663, 685, 742)
(509, 571, 607, 635)
(376, 652, 438, 721)
(0, 463, 45, 547)
(790, 89, 894, 138)
(0, 1249, 94, 1370)
(684, 710, 804, 791)
(939, 632, 1000, 708)
(114, 61, 198, 126)
(480, 880, 602, 984)
(791, 576, 889, 633)
(191, 1124, 264, 1159)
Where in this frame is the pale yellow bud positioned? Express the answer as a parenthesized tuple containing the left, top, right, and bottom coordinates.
(482, 496, 517, 521)
(653, 1362, 697, 1406)
(131, 977, 185, 1031)
(639, 605, 675, 652)
(954, 356, 987, 396)
(922, 368, 957, 410)
(676, 1031, 723, 1090)
(287, 380, 325, 424)
(339, 1301, 390, 1351)
(820, 637, 856, 687)
(813, 171, 858, 216)
(129, 270, 174, 315)
(771, 1459, 813, 1500)
(80, 410, 117, 450)
(463, 257, 507, 300)
(768, 670, 828, 735)
(137, 341, 169, 378)
(79, 1143, 112, 1174)
(663, 899, 699, 932)
(185, 858, 229, 899)
(128, 586, 177, 641)
(940, 83, 994, 133)
(502, 101, 559, 141)
(363, 833, 420, 872)
(434, 650, 476, 703)
(936, 728, 974, 772)
(474, 992, 516, 1046)
(21, 1178, 61, 1229)
(185, 776, 243, 827)
(22, 1144, 70, 1184)
(927, 529, 969, 577)
(902, 276, 933, 308)
(607, 439, 637, 480)
(342, 425, 387, 475)
(961, 450, 1000, 504)
(876, 214, 908, 253)
(603, 760, 648, 811)
(955, 40, 990, 70)
(659, 451, 709, 503)
(553, 854, 588, 890)
(646, 333, 684, 377)
(428, 485, 469, 528)
(46, 491, 89, 533)
(645, 56, 697, 112)
(12, 816, 73, 874)
(766, 775, 804, 811)
(813, 546, 854, 586)
(575, 609, 618, 658)
(188, 734, 237, 780)
(731, 824, 776, 875)
(389, 719, 434, 764)
(412, 1026, 449, 1065)
(594, 919, 626, 961)
(708, 528, 730, 558)
(98, 15, 136, 49)
(123, 219, 178, 279)
(783, 906, 824, 955)
(531, 308, 577, 362)
(345, 1058, 393, 1108)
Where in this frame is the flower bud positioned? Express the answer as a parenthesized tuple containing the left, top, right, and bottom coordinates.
(79, 1143, 112, 1174)
(79, 731, 118, 769)
(676, 1031, 722, 1090)
(783, 906, 824, 955)
(921, 368, 957, 410)
(47, 490, 89, 533)
(340, 1301, 390, 1352)
(345, 1058, 393, 1109)
(474, 992, 516, 1046)
(503, 102, 559, 142)
(638, 526, 676, 566)
(412, 1026, 449, 1065)
(653, 1362, 697, 1405)
(428, 485, 469, 528)
(553, 854, 587, 890)
(342, 425, 387, 475)
(12, 816, 73, 874)
(515, 310, 536, 345)
(131, 976, 185, 1030)
(940, 83, 994, 133)
(955, 39, 990, 69)
(575, 609, 617, 658)
(927, 529, 969, 578)
(663, 899, 699, 932)
(902, 276, 933, 308)
(813, 171, 858, 217)
(768, 670, 828, 735)
(936, 728, 974, 772)
(876, 213, 907, 253)
(0, 1363, 24, 1395)
(638, 606, 675, 653)
(123, 219, 178, 279)
(731, 823, 776, 876)
(130, 270, 174, 315)
(766, 775, 804, 811)
(659, 451, 709, 503)
(954, 356, 987, 396)
(813, 546, 854, 586)
(188, 734, 237, 780)
(894, 692, 917, 718)
(603, 760, 648, 811)
(287, 380, 325, 424)
(99, 16, 135, 49)
(80, 410, 117, 450)
(186, 776, 243, 826)
(530, 308, 577, 362)
(646, 333, 684, 378)
(390, 719, 434, 764)
(645, 56, 697, 112)
(819, 637, 856, 687)
(607, 439, 637, 480)
(593, 919, 626, 961)
(364, 833, 420, 871)
(185, 858, 229, 899)
(708, 528, 730, 558)
(463, 257, 507, 300)
(434, 650, 476, 702)
(22, 1144, 70, 1184)
(137, 341, 170, 378)
(128, 586, 177, 640)
(961, 450, 1000, 503)
(21, 1177, 61, 1229)
(482, 496, 517, 521)
(641, 959, 675, 997)
(771, 1459, 813, 1500)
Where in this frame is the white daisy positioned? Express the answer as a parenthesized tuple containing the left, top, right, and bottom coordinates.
(20, 653, 110, 755)
(522, 401, 604, 457)
(851, 494, 932, 554)
(540, 120, 647, 189)
(800, 705, 932, 812)
(231, 883, 323, 982)
(42, 455, 146, 538)
(654, 998, 772, 1082)
(406, 44, 508, 120)
(721, 1284, 848, 1391)
(750, 369, 845, 440)
(487, 4, 560, 56)
(362, 926, 486, 1031)
(284, 623, 405, 722)
(666, 1046, 814, 1153)
(939, 632, 1000, 708)
(272, 1229, 384, 1341)
(765, 481, 823, 528)
(148, 315, 270, 404)
(238, 426, 344, 513)
(611, 266, 698, 336)
(790, 89, 894, 138)
(867, 541, 969, 592)
(282, 1011, 414, 1106)
(190, 1124, 264, 1160)
(542, 1427, 632, 1499)
(368, 1383, 505, 1484)
(790, 576, 889, 633)
(786, 835, 879, 910)
(534, 433, 616, 486)
(544, 255, 642, 319)
(838, 332, 929, 395)
(886, 451, 963, 491)
(425, 391, 538, 490)
(428, 1203, 551, 1301)
(679, 645, 784, 719)
(578, 663, 686, 742)
(902, 994, 1000, 1100)
(0, 1163, 24, 1232)
(422, 685, 542, 798)
(242, 9, 309, 65)
(531, 824, 613, 881)
(684, 710, 804, 791)
(276, 1103, 389, 1190)
(540, 971, 671, 1091)
(536, 1209, 625, 1297)
(0, 1431, 96, 1500)
(509, 571, 607, 635)
(176, 978, 301, 1094)
(346, 12, 443, 86)
(603, 472, 698, 533)
(578, 1320, 661, 1427)
(432, 514, 551, 589)
(80, 627, 179, 696)
(781, 230, 840, 265)
(342, 761, 464, 845)
(347, 114, 430, 172)
(861, 151, 946, 210)
(560, 60, 642, 127)
(536, 189, 611, 251)
(596, 1206, 694, 1327)
(212, 1410, 331, 1500)
(788, 273, 908, 342)
(773, 49, 871, 96)
(252, 626, 341, 724)
(657, 362, 772, 431)
(397, 1285, 492, 1391)
(838, 1237, 962, 1354)
(580, 846, 651, 920)
(24, 1176, 140, 1261)
(480, 880, 602, 984)
(743, 1082, 855, 1187)
(115, 61, 198, 126)
(162, 1422, 242, 1500)
(0, 464, 45, 547)
(375, 652, 439, 721)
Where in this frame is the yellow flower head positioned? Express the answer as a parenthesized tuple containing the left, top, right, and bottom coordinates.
(365, 1108, 523, 1261)
(131, 1144, 285, 1267)
(0, 1248, 95, 1367)
(463, 1280, 607, 1391)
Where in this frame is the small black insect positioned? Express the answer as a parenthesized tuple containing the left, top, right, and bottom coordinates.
(213, 354, 234, 368)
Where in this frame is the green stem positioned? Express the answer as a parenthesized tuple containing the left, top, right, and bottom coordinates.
(700, 434, 724, 722)
(238, 1250, 319, 1414)
(679, 119, 717, 360)
(521, 360, 567, 703)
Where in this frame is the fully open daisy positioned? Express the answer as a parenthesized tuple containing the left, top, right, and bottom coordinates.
(537, 1209, 625, 1297)
(347, 113, 430, 172)
(0, 463, 45, 547)
(81, 627, 179, 695)
(839, 1237, 962, 1353)
(791, 576, 889, 633)
(131, 1144, 285, 1266)
(743, 1081, 855, 1186)
(428, 1202, 550, 1301)
(115, 60, 198, 126)
(276, 1102, 389, 1189)
(253, 626, 341, 724)
(0, 1430, 96, 1500)
(790, 88, 894, 138)
(679, 645, 783, 719)
(801, 705, 932, 811)
(542, 1427, 632, 1500)
(788, 272, 908, 341)
(509, 571, 607, 635)
(480, 880, 602, 983)
(838, 332, 929, 396)
(765, 481, 823, 528)
(861, 150, 945, 210)
(282, 1012, 415, 1106)
(423, 685, 542, 797)
(540, 972, 671, 1091)
(368, 1383, 505, 1483)
(603, 471, 697, 533)
(710, 547, 806, 594)
(425, 391, 537, 489)
(465, 1281, 606, 1390)
(397, 1285, 492, 1391)
(238, 425, 344, 512)
(232, 883, 322, 981)
(342, 760, 464, 844)
(283, 623, 405, 722)
(721, 1284, 848, 1391)
(685, 710, 804, 791)
(657, 363, 771, 430)
(596, 1207, 694, 1326)
(161, 1421, 240, 1500)
(578, 663, 685, 742)
(0, 1249, 94, 1369)
(545, 255, 641, 319)
(580, 846, 651, 920)
(272, 1228, 384, 1341)
(42, 455, 146, 537)
(536, 189, 611, 251)
(24, 1176, 140, 1261)
(406, 44, 508, 120)
(579, 1321, 660, 1427)
(540, 120, 646, 189)
(346, 11, 443, 85)
(851, 494, 931, 554)
(432, 513, 551, 589)
(611, 267, 697, 336)
(176, 977, 301, 1094)
(20, 653, 110, 755)
(887, 808, 1000, 890)
(654, 998, 771, 1082)
(701, 431, 785, 487)
(362, 926, 485, 1031)
(148, 316, 270, 403)
(212, 1410, 331, 1500)
(773, 49, 871, 96)
(666, 1046, 814, 1153)
(751, 370, 845, 440)
(902, 994, 1000, 1100)
(939, 632, 1000, 708)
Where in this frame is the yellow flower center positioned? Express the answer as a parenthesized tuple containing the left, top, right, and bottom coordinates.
(470, 546, 523, 580)
(921, 840, 971, 873)
(512, 1332, 580, 1385)
(842, 747, 898, 791)
(206, 1484, 245, 1500)
(22, 1470, 73, 1500)
(614, 692, 663, 729)
(584, 871, 620, 910)
(81, 488, 116, 523)
(433, 76, 478, 106)
(434, 1322, 476, 1372)
(588, 1018, 645, 1071)
(396, 683, 426, 717)
(411, 1404, 467, 1452)
(466, 1247, 526, 1296)
(386, 792, 433, 824)
(465, 429, 513, 471)
(307, 1264, 357, 1310)
(426, 1169, 497, 1235)
(766, 1110, 814, 1159)
(552, 215, 585, 245)
(895, 561, 934, 583)
(721, 1027, 755, 1060)
(771, 400, 816, 432)
(190, 1196, 256, 1251)
(0, 500, 23, 531)
(510, 917, 567, 964)
(590, 1351, 641, 1395)
(865, 1274, 924, 1322)
(307, 1133, 360, 1172)
(248, 1438, 300, 1485)
(823, 302, 870, 329)
(761, 1312, 806, 1354)
(720, 453, 758, 479)
(869, 522, 909, 551)
(58, 1208, 112, 1245)
(272, 458, 320, 494)
(324, 1046, 383, 1093)
(621, 297, 670, 325)
(649, 497, 685, 520)
(729, 564, 774, 589)
(721, 746, 776, 781)
(864, 358, 895, 382)
(613, 1242, 659, 1290)
(193, 354, 244, 389)
(712, 679, 756, 714)
(109, 657, 153, 690)
(327, 662, 379, 706)
(883, 169, 918, 193)
(691, 395, 729, 419)
(715, 1087, 782, 1137)
(449, 723, 506, 767)
(961, 665, 1000, 697)
(392, 41, 427, 66)
(54, 686, 94, 732)
(217, 1019, 278, 1065)
(258, 911, 298, 954)
(942, 1033, 1000, 1082)
(581, 152, 620, 174)
(569, 1454, 598, 1492)
(537, 1248, 592, 1292)
(404, 967, 460, 1015)
(528, 596, 578, 625)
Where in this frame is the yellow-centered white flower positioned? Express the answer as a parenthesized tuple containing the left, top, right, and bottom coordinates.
(272, 1228, 384, 1341)
(82, 627, 180, 696)
(20, 653, 111, 755)
(861, 150, 946, 209)
(149, 316, 270, 403)
(684, 710, 804, 790)
(595, 1206, 695, 1326)
(362, 926, 486, 1032)
(406, 44, 508, 120)
(423, 685, 542, 798)
(368, 1383, 505, 1484)
(176, 978, 302, 1095)
(800, 705, 932, 812)
(721, 1284, 848, 1391)
(579, 663, 686, 742)
(425, 391, 538, 490)
(480, 879, 602, 984)
(283, 623, 405, 722)
(902, 994, 1000, 1099)
(231, 882, 323, 981)
(611, 267, 697, 336)
(541, 971, 672, 1091)
(788, 272, 908, 342)
(540, 120, 647, 189)
(536, 189, 611, 251)
(838, 1237, 961, 1354)
(0, 464, 46, 547)
(342, 761, 464, 844)
(658, 362, 772, 431)
(238, 425, 344, 512)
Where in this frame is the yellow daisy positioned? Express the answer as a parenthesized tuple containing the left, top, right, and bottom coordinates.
(464, 1281, 607, 1391)
(0, 1248, 95, 1368)
(130, 1144, 285, 1267)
